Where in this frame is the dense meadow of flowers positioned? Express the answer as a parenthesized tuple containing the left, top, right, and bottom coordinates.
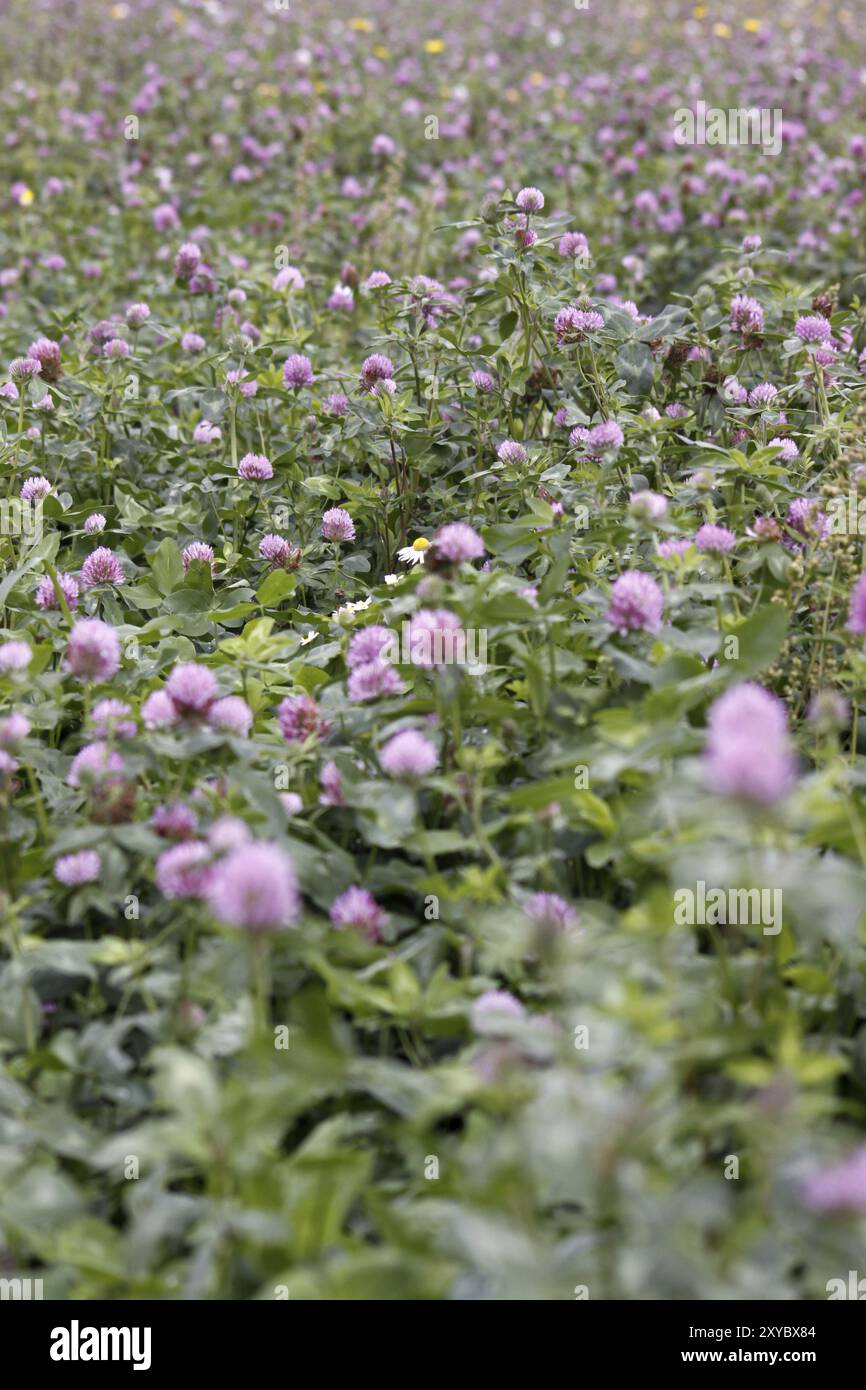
(2, 0, 866, 1300)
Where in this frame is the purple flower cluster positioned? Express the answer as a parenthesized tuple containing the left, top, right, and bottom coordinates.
(141, 662, 252, 738)
(606, 571, 664, 634)
(554, 306, 605, 344)
(321, 507, 355, 542)
(277, 692, 330, 743)
(704, 683, 795, 805)
(330, 885, 389, 941)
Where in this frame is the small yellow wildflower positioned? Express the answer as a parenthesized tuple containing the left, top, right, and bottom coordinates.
(424, 39, 445, 54)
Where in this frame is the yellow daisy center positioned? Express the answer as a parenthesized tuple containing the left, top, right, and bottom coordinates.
(412, 537, 431, 552)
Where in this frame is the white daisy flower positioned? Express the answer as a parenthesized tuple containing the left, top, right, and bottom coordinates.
(331, 596, 374, 624)
(397, 537, 430, 566)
